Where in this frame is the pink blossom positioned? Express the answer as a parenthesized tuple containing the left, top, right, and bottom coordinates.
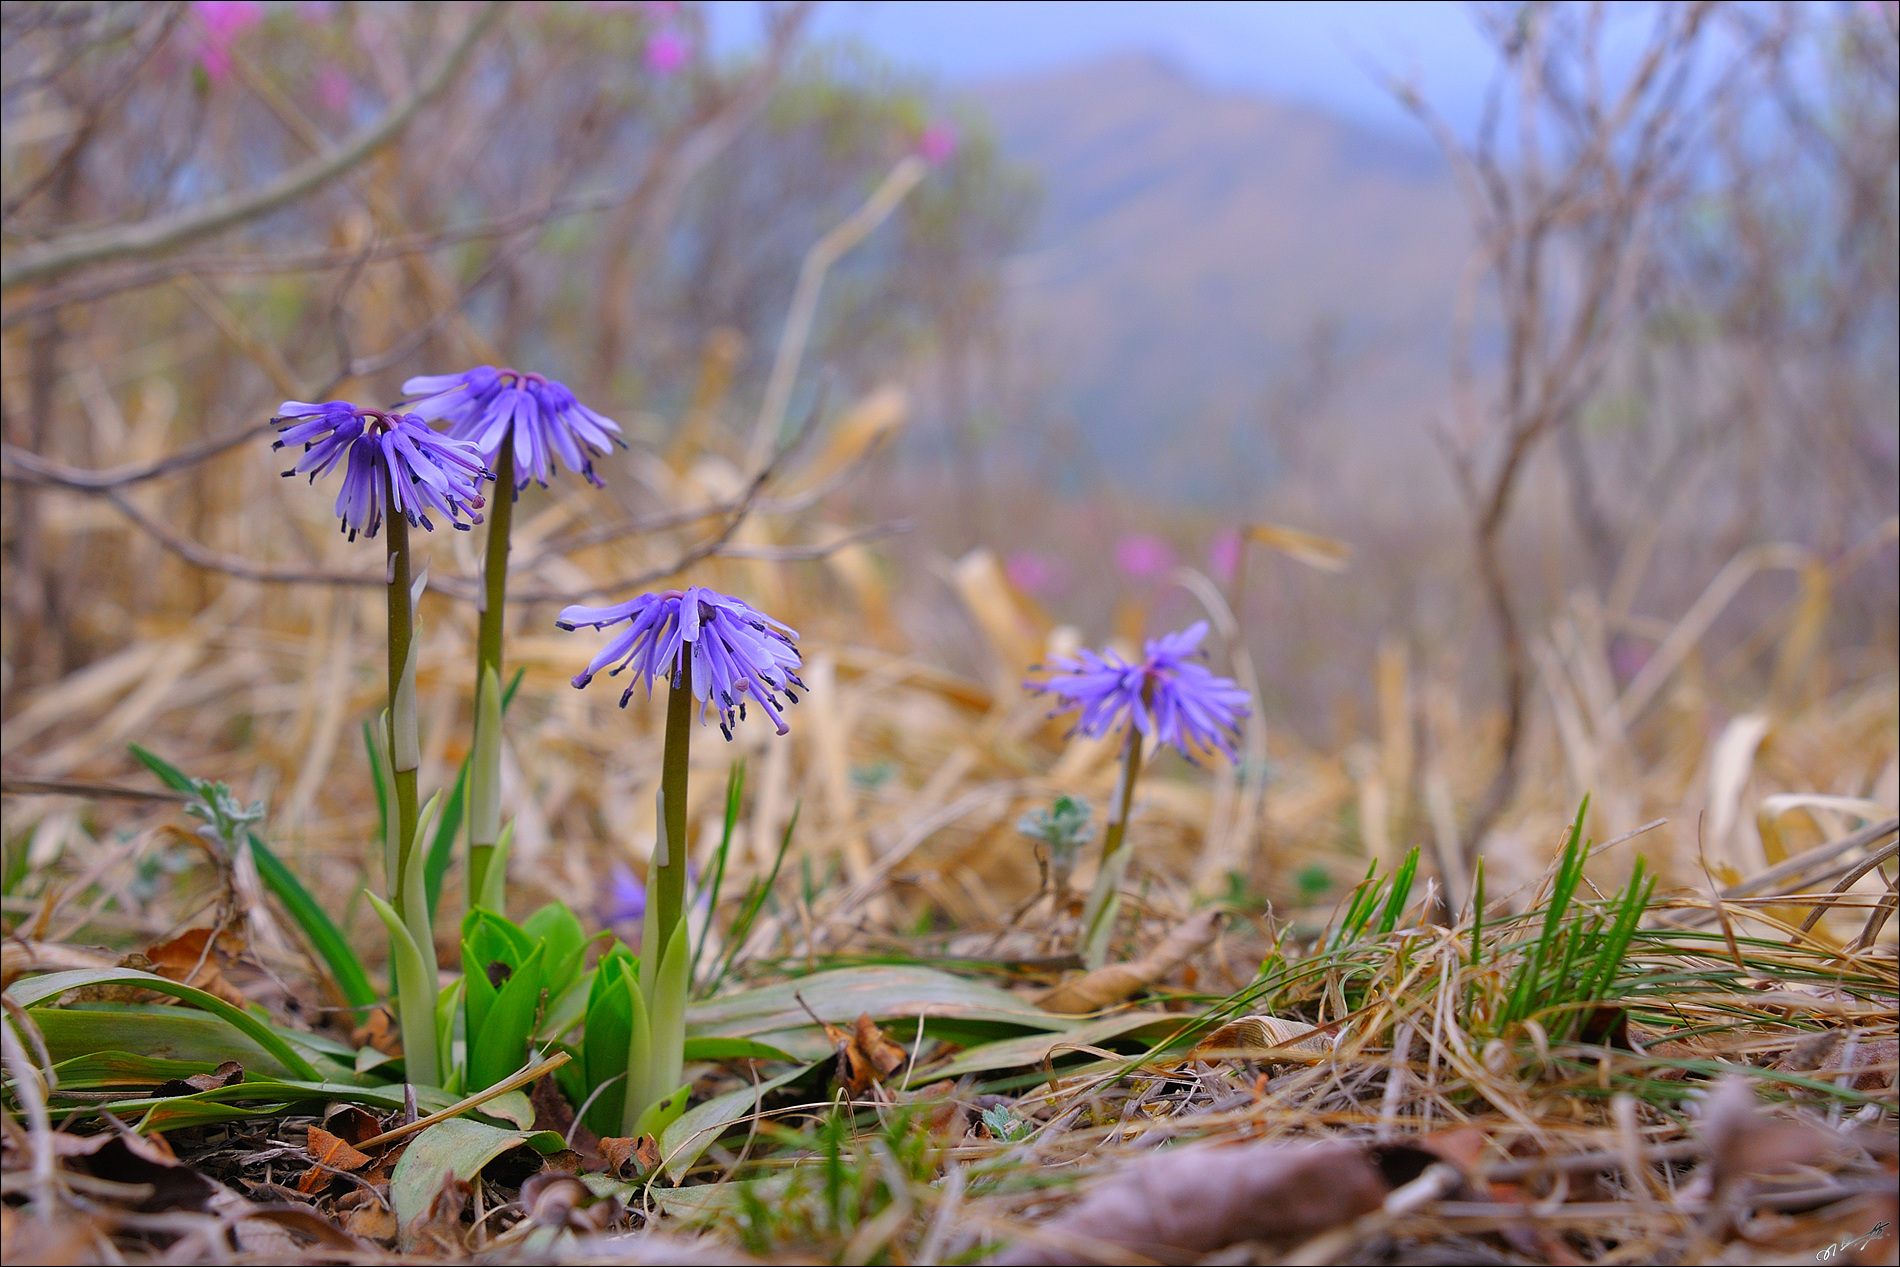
(1207, 529, 1241, 582)
(645, 29, 688, 74)
(297, 1, 334, 22)
(1006, 551, 1068, 597)
(192, 1, 263, 83)
(918, 121, 959, 165)
(316, 64, 352, 114)
(1115, 533, 1175, 581)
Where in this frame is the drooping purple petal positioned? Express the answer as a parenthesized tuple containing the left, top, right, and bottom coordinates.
(272, 401, 491, 542)
(559, 587, 803, 739)
(400, 367, 621, 489)
(1026, 620, 1250, 762)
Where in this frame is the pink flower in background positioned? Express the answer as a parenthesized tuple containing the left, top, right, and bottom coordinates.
(296, 1, 334, 22)
(315, 63, 352, 114)
(645, 28, 688, 74)
(191, 1, 263, 83)
(1115, 533, 1175, 581)
(1208, 529, 1242, 583)
(1006, 551, 1068, 597)
(918, 121, 959, 165)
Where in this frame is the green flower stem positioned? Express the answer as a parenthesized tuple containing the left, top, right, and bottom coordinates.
(385, 484, 419, 911)
(468, 437, 516, 904)
(653, 649, 694, 959)
(1080, 726, 1144, 968)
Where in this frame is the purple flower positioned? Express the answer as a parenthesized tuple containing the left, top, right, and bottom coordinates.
(1208, 529, 1242, 583)
(273, 401, 491, 541)
(918, 121, 959, 165)
(559, 587, 804, 739)
(192, 1, 262, 82)
(599, 864, 646, 926)
(1115, 533, 1175, 580)
(1027, 621, 1250, 762)
(645, 28, 688, 74)
(1006, 550, 1068, 597)
(399, 367, 622, 489)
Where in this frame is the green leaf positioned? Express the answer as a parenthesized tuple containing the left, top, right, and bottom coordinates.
(470, 941, 545, 1092)
(523, 902, 588, 998)
(478, 1088, 535, 1130)
(685, 964, 1076, 1048)
(364, 718, 390, 864)
(30, 1007, 298, 1080)
(366, 892, 441, 1088)
(640, 914, 691, 1129)
(924, 1012, 1184, 1080)
(661, 1061, 816, 1182)
(469, 664, 503, 850)
(680, 1036, 800, 1064)
(692, 761, 745, 985)
(11, 970, 320, 1081)
(477, 819, 514, 915)
(424, 761, 468, 924)
(582, 952, 635, 1136)
(536, 969, 590, 1043)
(621, 966, 654, 1138)
(127, 743, 197, 794)
(631, 1080, 691, 1141)
(247, 831, 377, 1009)
(390, 1118, 564, 1248)
(47, 1049, 228, 1090)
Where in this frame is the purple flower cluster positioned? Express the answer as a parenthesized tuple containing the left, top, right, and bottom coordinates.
(1028, 621, 1250, 761)
(273, 401, 490, 541)
(559, 587, 805, 738)
(400, 367, 621, 489)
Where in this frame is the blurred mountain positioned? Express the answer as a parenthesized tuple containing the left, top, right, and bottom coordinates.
(974, 54, 1468, 503)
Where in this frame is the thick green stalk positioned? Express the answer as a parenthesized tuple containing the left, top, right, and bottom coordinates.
(385, 491, 419, 910)
(654, 651, 694, 960)
(1080, 726, 1144, 968)
(468, 438, 515, 902)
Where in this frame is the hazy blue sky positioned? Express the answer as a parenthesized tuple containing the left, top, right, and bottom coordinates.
(710, 1, 1501, 134)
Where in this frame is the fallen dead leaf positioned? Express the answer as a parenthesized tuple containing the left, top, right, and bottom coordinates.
(1038, 909, 1224, 1014)
(152, 1059, 243, 1099)
(1190, 1014, 1331, 1060)
(352, 1005, 402, 1058)
(298, 1124, 372, 1194)
(598, 1134, 660, 1178)
(520, 1172, 624, 1232)
(144, 926, 248, 1008)
(991, 1138, 1392, 1265)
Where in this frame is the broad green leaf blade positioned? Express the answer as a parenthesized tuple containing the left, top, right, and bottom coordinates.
(661, 1061, 816, 1183)
(390, 1119, 563, 1248)
(641, 914, 691, 1128)
(470, 942, 545, 1092)
(247, 831, 377, 1009)
(12, 970, 320, 1081)
(924, 1012, 1187, 1080)
(621, 967, 654, 1138)
(366, 892, 441, 1088)
(468, 665, 502, 850)
(685, 964, 1078, 1044)
(536, 969, 591, 1043)
(31, 1007, 299, 1080)
(45, 1049, 222, 1090)
(680, 1036, 799, 1064)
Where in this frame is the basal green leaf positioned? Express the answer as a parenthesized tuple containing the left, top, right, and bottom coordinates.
(11, 970, 320, 1081)
(661, 1061, 817, 1182)
(390, 1118, 563, 1248)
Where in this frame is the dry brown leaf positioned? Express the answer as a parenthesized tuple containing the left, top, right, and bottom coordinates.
(1190, 1014, 1331, 1060)
(144, 926, 247, 1008)
(520, 1172, 624, 1232)
(409, 1174, 473, 1255)
(992, 1139, 1392, 1265)
(1038, 909, 1224, 1014)
(1696, 1074, 1839, 1196)
(321, 1104, 386, 1146)
(344, 1203, 399, 1243)
(152, 1058, 244, 1099)
(597, 1135, 659, 1178)
(297, 1125, 373, 1194)
(352, 1005, 402, 1057)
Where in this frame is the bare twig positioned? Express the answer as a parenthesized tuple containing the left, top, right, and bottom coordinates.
(1, 3, 506, 289)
